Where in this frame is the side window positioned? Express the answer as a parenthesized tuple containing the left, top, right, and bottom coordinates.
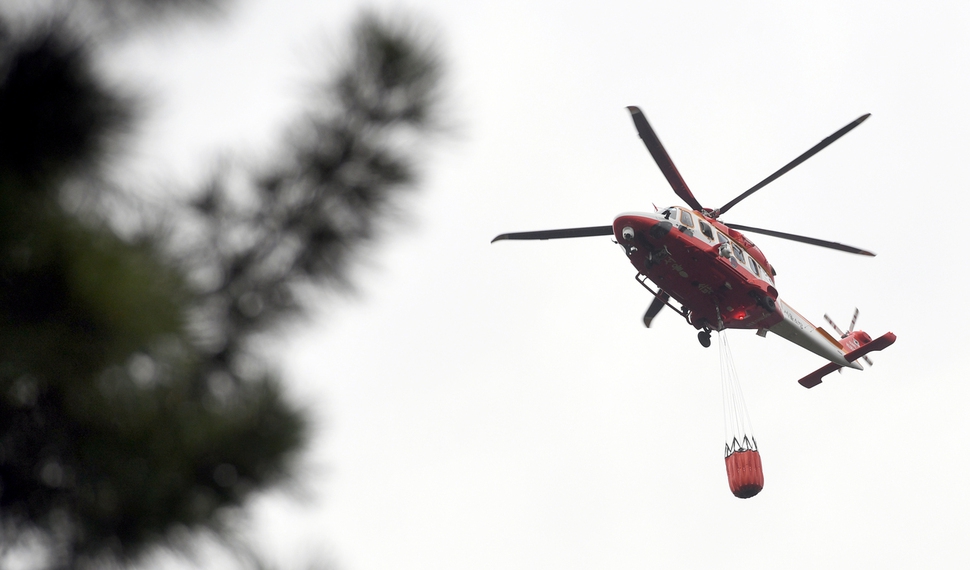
(679, 210, 694, 227)
(749, 257, 760, 276)
(699, 221, 714, 241)
(716, 233, 730, 257)
(732, 244, 746, 263)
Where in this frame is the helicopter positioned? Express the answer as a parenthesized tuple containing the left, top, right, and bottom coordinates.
(492, 106, 895, 389)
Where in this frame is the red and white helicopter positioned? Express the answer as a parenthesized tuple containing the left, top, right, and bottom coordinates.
(493, 107, 895, 388)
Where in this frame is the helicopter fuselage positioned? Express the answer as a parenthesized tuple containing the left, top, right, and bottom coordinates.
(614, 206, 862, 369)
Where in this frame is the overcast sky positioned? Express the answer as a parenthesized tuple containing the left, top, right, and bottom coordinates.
(107, 1, 970, 568)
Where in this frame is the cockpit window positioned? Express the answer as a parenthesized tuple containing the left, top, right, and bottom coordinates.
(699, 220, 714, 241)
(679, 210, 694, 227)
(662, 208, 675, 220)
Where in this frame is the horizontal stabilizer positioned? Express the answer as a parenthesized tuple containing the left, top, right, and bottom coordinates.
(844, 331, 896, 362)
(797, 331, 897, 389)
(797, 363, 842, 389)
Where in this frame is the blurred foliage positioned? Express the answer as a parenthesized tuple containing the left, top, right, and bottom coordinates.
(0, 2, 443, 568)
(1, 0, 232, 36)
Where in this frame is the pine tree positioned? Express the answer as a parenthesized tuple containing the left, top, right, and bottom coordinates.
(0, 2, 443, 567)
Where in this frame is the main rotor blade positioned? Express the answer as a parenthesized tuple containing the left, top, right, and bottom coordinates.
(717, 114, 871, 216)
(643, 291, 669, 328)
(627, 106, 704, 212)
(491, 225, 614, 243)
(724, 223, 875, 256)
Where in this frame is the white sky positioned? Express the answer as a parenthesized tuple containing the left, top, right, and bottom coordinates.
(102, 0, 970, 568)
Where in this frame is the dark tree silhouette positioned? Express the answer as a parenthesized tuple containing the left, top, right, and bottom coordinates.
(0, 3, 443, 568)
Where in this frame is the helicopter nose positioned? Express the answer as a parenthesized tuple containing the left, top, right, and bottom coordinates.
(613, 214, 668, 242)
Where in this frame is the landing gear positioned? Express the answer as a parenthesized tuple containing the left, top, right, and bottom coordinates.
(698, 330, 712, 348)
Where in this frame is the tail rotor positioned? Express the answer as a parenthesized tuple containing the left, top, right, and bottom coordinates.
(824, 308, 874, 366)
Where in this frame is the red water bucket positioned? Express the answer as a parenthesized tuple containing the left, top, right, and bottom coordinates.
(724, 449, 764, 498)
